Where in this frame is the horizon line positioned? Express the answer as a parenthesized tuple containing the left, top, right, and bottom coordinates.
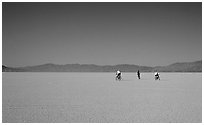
(3, 60, 202, 68)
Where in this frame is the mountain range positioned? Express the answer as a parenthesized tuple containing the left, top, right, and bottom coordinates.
(2, 60, 202, 72)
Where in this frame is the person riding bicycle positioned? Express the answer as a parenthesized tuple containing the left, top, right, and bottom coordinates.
(116, 70, 122, 80)
(154, 71, 160, 80)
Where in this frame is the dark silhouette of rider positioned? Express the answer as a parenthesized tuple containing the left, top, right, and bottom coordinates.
(137, 70, 140, 79)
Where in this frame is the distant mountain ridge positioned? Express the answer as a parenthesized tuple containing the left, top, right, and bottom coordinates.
(2, 60, 202, 72)
(154, 60, 202, 72)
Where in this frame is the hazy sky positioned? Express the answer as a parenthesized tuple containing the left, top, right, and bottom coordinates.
(2, 2, 202, 67)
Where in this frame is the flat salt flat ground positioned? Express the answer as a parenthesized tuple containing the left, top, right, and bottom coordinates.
(2, 72, 202, 123)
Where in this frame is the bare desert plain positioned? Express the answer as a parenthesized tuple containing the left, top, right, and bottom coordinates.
(2, 72, 202, 123)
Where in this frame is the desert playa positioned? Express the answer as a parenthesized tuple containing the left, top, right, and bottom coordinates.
(2, 72, 201, 123)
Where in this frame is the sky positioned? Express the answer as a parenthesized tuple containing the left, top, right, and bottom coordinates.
(2, 2, 202, 67)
